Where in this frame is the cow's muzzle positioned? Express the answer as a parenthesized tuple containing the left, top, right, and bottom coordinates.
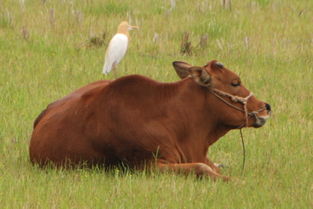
(253, 115, 270, 128)
(252, 103, 271, 128)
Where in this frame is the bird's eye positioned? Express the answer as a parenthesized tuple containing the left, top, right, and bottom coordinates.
(231, 80, 241, 87)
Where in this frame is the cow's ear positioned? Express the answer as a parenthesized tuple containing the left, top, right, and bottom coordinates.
(189, 67, 211, 87)
(172, 61, 192, 79)
(206, 60, 224, 71)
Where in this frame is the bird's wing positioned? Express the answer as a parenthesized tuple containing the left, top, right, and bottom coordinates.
(102, 34, 128, 74)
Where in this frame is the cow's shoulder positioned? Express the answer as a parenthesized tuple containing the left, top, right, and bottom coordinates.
(104, 75, 164, 103)
(110, 74, 158, 87)
(106, 74, 165, 95)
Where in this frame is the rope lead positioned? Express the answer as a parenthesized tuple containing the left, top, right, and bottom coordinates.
(240, 128, 246, 175)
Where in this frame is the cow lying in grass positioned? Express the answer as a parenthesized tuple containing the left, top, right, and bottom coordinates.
(30, 60, 271, 181)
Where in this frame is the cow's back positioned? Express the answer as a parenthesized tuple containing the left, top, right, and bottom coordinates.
(34, 80, 110, 128)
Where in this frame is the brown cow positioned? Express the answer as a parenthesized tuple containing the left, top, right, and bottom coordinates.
(29, 60, 271, 181)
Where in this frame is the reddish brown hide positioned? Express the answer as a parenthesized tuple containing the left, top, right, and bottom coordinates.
(29, 60, 271, 181)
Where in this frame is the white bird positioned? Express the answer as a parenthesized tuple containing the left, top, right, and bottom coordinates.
(102, 21, 139, 74)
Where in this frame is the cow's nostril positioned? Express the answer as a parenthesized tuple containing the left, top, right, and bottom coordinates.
(265, 103, 271, 112)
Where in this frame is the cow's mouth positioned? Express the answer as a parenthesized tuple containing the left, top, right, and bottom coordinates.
(252, 115, 270, 128)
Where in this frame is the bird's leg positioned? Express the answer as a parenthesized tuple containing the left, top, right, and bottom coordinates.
(112, 64, 118, 79)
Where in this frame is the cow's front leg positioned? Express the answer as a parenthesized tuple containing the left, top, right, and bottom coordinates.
(156, 162, 229, 181)
(204, 158, 222, 174)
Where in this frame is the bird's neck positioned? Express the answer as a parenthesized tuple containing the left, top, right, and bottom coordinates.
(117, 28, 129, 38)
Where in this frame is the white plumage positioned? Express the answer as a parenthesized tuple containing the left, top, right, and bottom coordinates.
(102, 34, 128, 74)
(102, 21, 138, 75)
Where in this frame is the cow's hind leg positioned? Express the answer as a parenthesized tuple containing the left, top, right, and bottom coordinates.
(157, 162, 229, 181)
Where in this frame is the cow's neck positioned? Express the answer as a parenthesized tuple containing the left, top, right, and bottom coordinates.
(176, 78, 232, 146)
(206, 125, 230, 146)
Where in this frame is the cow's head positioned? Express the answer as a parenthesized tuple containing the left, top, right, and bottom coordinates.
(173, 60, 271, 128)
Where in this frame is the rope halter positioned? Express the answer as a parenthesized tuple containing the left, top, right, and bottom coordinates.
(210, 88, 264, 127)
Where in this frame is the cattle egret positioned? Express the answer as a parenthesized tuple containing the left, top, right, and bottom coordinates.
(102, 21, 139, 74)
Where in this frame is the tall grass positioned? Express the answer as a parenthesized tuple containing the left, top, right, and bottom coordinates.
(0, 0, 312, 208)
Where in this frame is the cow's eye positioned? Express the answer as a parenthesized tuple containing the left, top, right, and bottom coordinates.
(231, 80, 241, 87)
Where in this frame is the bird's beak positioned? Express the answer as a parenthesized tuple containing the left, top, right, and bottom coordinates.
(128, 25, 139, 30)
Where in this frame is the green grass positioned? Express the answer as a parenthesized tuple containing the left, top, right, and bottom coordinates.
(0, 0, 312, 208)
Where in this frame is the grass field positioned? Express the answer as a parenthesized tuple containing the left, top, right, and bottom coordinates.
(0, 0, 312, 208)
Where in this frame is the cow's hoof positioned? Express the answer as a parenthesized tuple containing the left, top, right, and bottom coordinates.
(214, 163, 225, 168)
